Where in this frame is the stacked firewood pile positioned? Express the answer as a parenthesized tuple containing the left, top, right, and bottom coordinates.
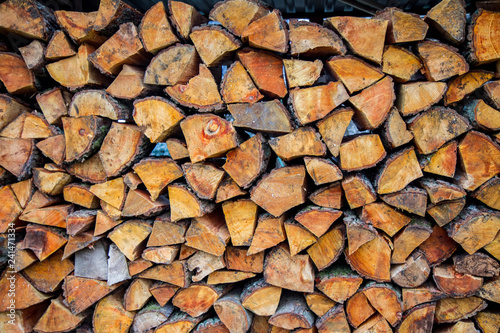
(0, 0, 499, 331)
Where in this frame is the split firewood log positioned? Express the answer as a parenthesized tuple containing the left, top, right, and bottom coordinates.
(191, 26, 241, 67)
(144, 44, 200, 86)
(469, 9, 500, 64)
(425, 0, 466, 44)
(0, 52, 36, 95)
(45, 30, 77, 61)
(54, 10, 107, 45)
(324, 16, 387, 64)
(374, 7, 428, 44)
(0, 0, 57, 41)
(169, 0, 208, 40)
(139, 1, 178, 54)
(382, 45, 422, 82)
(1, 0, 500, 330)
(47, 44, 110, 90)
(93, 0, 142, 36)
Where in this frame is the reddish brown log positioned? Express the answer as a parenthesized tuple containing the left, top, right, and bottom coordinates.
(288, 20, 345, 57)
(324, 16, 388, 64)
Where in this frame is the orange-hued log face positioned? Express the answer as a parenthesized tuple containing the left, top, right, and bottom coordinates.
(1, 0, 499, 330)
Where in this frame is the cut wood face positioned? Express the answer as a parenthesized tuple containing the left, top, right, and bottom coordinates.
(66, 153, 108, 184)
(69, 90, 129, 120)
(139, 1, 178, 54)
(144, 44, 200, 86)
(34, 298, 87, 333)
(264, 244, 314, 293)
(221, 60, 264, 104)
(324, 16, 388, 64)
(0, 53, 36, 95)
(185, 210, 230, 256)
(172, 283, 224, 317)
(222, 199, 258, 246)
(106, 65, 150, 100)
(94, 0, 143, 34)
(241, 278, 282, 316)
(455, 131, 500, 191)
(20, 203, 73, 229)
(326, 56, 384, 94)
(238, 48, 287, 98)
(445, 70, 494, 105)
(304, 157, 343, 186)
(0, 0, 56, 41)
(209, 0, 268, 37)
(382, 45, 422, 83)
(63, 116, 110, 163)
(409, 107, 470, 155)
(228, 100, 293, 134)
(397, 303, 435, 333)
(268, 292, 315, 330)
(446, 205, 500, 255)
(396, 81, 446, 116)
(47, 44, 111, 90)
(46, 30, 77, 61)
(0, 186, 22, 233)
(94, 292, 135, 333)
(290, 81, 349, 125)
(99, 123, 148, 177)
(248, 214, 286, 255)
(269, 126, 327, 161)
(363, 283, 403, 327)
(169, 0, 208, 40)
(473, 176, 500, 210)
(463, 99, 500, 132)
(374, 8, 428, 44)
(288, 20, 346, 57)
(191, 25, 242, 66)
(434, 297, 487, 324)
(37, 135, 66, 165)
(484, 80, 500, 109)
(418, 40, 469, 81)
(168, 184, 215, 222)
(223, 133, 269, 189)
(2, 0, 500, 329)
(377, 147, 423, 195)
(344, 210, 376, 253)
(165, 64, 224, 112)
(133, 158, 183, 200)
(316, 304, 350, 332)
(339, 134, 386, 171)
(0, 94, 31, 130)
(390, 252, 431, 288)
(133, 97, 185, 143)
(316, 107, 354, 157)
(285, 220, 317, 256)
(181, 114, 239, 163)
(345, 234, 391, 282)
(89, 23, 150, 75)
(250, 165, 307, 217)
(425, 0, 466, 44)
(55, 10, 107, 45)
(241, 10, 288, 54)
(284, 58, 323, 89)
(469, 9, 500, 64)
(349, 76, 395, 130)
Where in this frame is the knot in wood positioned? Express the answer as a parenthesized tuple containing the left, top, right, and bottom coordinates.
(205, 119, 221, 136)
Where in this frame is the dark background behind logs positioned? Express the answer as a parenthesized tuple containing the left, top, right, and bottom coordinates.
(29, 0, 478, 16)
(2, 0, 489, 52)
